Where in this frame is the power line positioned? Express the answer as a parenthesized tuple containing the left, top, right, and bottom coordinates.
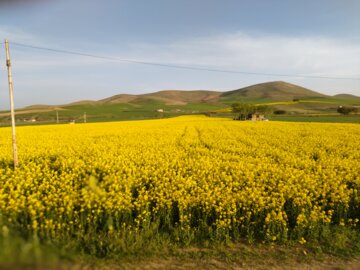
(9, 41, 360, 81)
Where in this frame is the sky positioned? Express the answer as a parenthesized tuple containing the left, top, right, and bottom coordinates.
(0, 0, 359, 108)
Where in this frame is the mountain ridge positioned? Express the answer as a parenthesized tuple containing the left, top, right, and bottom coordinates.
(21, 81, 359, 111)
(221, 81, 326, 100)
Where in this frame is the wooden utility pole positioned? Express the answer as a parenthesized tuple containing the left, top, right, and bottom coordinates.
(56, 110, 59, 124)
(5, 39, 18, 168)
(84, 112, 87, 123)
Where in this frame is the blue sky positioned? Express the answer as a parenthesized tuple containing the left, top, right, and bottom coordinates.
(0, 0, 359, 108)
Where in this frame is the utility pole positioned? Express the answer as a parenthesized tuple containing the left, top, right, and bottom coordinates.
(5, 39, 18, 168)
(56, 110, 59, 124)
(84, 112, 87, 123)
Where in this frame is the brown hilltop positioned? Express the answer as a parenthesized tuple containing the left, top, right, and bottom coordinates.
(221, 81, 327, 100)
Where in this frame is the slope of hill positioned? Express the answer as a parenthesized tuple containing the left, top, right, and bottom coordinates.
(221, 81, 326, 102)
(333, 93, 360, 99)
(99, 94, 138, 104)
(64, 81, 331, 108)
(68, 100, 98, 105)
(23, 104, 58, 110)
(99, 82, 328, 106)
(2, 81, 359, 125)
(99, 90, 221, 105)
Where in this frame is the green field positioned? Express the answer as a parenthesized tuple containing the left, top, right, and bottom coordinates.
(0, 102, 225, 127)
(0, 81, 359, 126)
(269, 114, 360, 123)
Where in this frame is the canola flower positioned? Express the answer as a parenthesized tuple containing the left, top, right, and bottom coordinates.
(0, 115, 359, 243)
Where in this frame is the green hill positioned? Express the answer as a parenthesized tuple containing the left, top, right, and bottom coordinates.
(221, 81, 326, 103)
(1, 81, 359, 126)
(333, 93, 360, 99)
(99, 90, 221, 105)
(99, 82, 328, 105)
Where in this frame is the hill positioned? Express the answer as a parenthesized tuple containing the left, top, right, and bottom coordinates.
(221, 81, 326, 102)
(1, 81, 359, 125)
(67, 100, 98, 105)
(99, 90, 221, 105)
(333, 93, 360, 99)
(99, 94, 138, 104)
(97, 82, 327, 105)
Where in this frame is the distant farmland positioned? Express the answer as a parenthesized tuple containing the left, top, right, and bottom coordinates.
(1, 81, 359, 126)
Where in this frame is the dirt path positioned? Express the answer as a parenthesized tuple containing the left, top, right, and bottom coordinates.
(71, 257, 360, 270)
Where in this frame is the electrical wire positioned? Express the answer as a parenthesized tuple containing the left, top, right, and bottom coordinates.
(8, 41, 360, 81)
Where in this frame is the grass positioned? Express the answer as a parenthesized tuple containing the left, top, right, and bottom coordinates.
(0, 222, 359, 269)
(0, 102, 226, 127)
(2, 112, 360, 127)
(269, 114, 360, 123)
(209, 113, 360, 123)
(0, 92, 359, 127)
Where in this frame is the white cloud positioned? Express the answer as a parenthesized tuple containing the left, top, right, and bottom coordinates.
(0, 29, 359, 109)
(0, 24, 111, 71)
(125, 33, 360, 79)
(2, 28, 359, 80)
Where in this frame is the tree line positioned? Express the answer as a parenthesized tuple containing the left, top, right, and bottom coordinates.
(337, 106, 358, 115)
(231, 103, 273, 120)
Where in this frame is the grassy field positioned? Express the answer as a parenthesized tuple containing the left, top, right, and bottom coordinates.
(1, 103, 359, 128)
(1, 81, 359, 126)
(0, 115, 359, 268)
(0, 102, 226, 127)
(269, 114, 360, 123)
(211, 113, 360, 124)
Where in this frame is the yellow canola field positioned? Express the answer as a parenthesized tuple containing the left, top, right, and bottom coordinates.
(0, 115, 359, 241)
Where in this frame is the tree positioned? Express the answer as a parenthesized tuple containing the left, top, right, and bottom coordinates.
(337, 106, 358, 115)
(232, 103, 274, 120)
(274, 110, 286, 115)
(255, 105, 273, 115)
(231, 102, 256, 120)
